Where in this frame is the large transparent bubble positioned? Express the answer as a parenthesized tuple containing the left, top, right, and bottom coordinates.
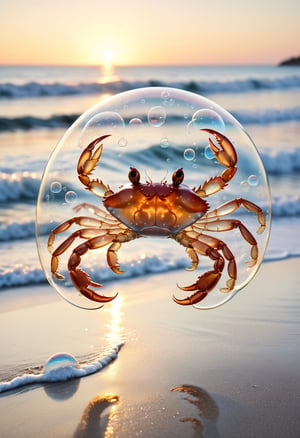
(36, 87, 271, 310)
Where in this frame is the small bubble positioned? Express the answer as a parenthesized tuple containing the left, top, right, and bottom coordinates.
(148, 106, 167, 127)
(248, 174, 259, 186)
(160, 137, 169, 149)
(161, 90, 170, 100)
(129, 118, 142, 127)
(44, 353, 79, 373)
(81, 111, 125, 136)
(240, 180, 249, 192)
(204, 145, 215, 160)
(184, 148, 195, 161)
(191, 108, 225, 132)
(50, 181, 62, 193)
(65, 191, 78, 203)
(118, 137, 128, 147)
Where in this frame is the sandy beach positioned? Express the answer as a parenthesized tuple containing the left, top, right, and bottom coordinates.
(0, 257, 299, 437)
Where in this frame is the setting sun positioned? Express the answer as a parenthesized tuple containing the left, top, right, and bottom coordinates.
(102, 49, 114, 66)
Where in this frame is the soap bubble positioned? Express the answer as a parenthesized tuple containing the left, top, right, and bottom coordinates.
(65, 191, 78, 204)
(50, 181, 62, 194)
(204, 145, 215, 160)
(148, 106, 167, 127)
(184, 148, 196, 161)
(118, 137, 128, 147)
(160, 137, 169, 149)
(192, 108, 225, 132)
(129, 117, 142, 127)
(36, 87, 271, 310)
(248, 174, 259, 186)
(44, 352, 79, 373)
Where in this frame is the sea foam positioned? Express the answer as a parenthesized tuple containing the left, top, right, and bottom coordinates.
(0, 343, 124, 394)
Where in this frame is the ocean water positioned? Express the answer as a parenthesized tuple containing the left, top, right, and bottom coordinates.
(1, 64, 300, 290)
(0, 64, 300, 391)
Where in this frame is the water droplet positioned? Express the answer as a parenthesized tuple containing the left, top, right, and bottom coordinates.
(129, 117, 142, 127)
(118, 137, 128, 147)
(240, 180, 249, 192)
(50, 181, 62, 193)
(248, 174, 259, 186)
(65, 191, 78, 203)
(191, 108, 225, 132)
(204, 145, 215, 160)
(161, 90, 170, 100)
(160, 137, 169, 149)
(184, 148, 195, 161)
(148, 106, 167, 127)
(44, 352, 79, 373)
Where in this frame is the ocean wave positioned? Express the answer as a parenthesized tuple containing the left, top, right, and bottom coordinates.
(0, 114, 77, 131)
(1, 223, 299, 290)
(0, 343, 123, 394)
(0, 172, 40, 202)
(261, 147, 300, 174)
(0, 265, 47, 288)
(1, 75, 300, 100)
(272, 195, 300, 217)
(0, 145, 299, 208)
(1, 106, 300, 132)
(232, 107, 300, 125)
(0, 220, 54, 241)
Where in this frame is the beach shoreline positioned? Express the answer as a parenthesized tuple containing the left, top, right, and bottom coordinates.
(0, 258, 299, 437)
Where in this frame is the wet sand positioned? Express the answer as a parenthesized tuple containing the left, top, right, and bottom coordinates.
(0, 258, 300, 437)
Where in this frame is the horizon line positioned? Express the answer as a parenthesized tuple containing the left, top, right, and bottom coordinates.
(0, 62, 279, 68)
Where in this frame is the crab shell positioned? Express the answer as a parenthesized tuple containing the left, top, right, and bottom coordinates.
(103, 182, 209, 237)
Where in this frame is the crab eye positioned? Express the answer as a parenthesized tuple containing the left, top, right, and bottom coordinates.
(128, 167, 140, 185)
(172, 168, 184, 186)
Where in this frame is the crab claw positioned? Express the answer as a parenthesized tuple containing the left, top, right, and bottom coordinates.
(173, 271, 221, 305)
(201, 129, 237, 168)
(70, 268, 118, 303)
(77, 134, 113, 198)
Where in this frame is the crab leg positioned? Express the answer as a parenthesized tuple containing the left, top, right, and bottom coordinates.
(172, 232, 226, 305)
(48, 216, 121, 251)
(195, 130, 237, 197)
(73, 202, 121, 224)
(202, 198, 266, 234)
(66, 229, 139, 303)
(184, 231, 237, 292)
(193, 218, 258, 267)
(77, 135, 114, 198)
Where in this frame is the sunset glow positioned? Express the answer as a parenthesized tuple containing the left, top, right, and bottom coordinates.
(0, 0, 299, 66)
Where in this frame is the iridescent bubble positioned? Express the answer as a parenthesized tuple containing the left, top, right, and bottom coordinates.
(191, 108, 225, 132)
(37, 86, 271, 311)
(44, 352, 79, 373)
(85, 111, 125, 132)
(50, 181, 62, 193)
(204, 145, 215, 160)
(160, 137, 169, 149)
(184, 148, 196, 161)
(148, 106, 167, 127)
(248, 174, 259, 186)
(129, 117, 142, 127)
(65, 191, 78, 204)
(118, 137, 128, 147)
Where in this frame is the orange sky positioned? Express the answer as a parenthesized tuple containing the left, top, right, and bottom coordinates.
(1, 0, 299, 66)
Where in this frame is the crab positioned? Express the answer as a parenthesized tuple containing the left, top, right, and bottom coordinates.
(48, 129, 266, 307)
